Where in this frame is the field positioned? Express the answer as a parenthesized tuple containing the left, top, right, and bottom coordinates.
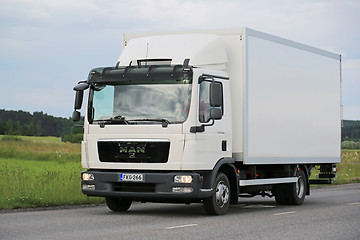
(0, 135, 103, 210)
(335, 149, 360, 184)
(0, 135, 359, 210)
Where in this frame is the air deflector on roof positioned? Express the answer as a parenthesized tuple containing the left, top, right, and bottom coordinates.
(87, 59, 192, 84)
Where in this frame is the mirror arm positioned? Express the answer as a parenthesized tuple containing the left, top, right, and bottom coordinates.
(190, 119, 215, 133)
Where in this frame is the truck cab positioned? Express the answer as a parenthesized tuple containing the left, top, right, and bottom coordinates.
(74, 34, 238, 214)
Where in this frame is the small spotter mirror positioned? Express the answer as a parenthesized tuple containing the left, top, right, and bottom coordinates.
(210, 82, 223, 107)
(72, 110, 81, 122)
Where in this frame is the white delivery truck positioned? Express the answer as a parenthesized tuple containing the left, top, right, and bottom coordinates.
(73, 28, 341, 215)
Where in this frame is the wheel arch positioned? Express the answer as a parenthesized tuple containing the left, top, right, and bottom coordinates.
(208, 158, 239, 204)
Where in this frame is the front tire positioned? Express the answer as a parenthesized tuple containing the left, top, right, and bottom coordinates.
(105, 197, 132, 212)
(203, 172, 230, 215)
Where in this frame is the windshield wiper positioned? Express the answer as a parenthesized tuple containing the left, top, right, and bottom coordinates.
(129, 118, 171, 127)
(94, 115, 130, 126)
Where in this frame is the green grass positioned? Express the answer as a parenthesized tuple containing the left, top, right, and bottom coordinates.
(0, 135, 103, 210)
(335, 150, 360, 184)
(0, 158, 103, 208)
(20, 135, 62, 143)
(0, 135, 80, 162)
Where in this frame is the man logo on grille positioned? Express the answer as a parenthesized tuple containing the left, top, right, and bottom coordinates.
(119, 143, 145, 158)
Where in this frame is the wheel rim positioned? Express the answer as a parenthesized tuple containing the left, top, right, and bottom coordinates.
(215, 180, 229, 208)
(296, 176, 305, 199)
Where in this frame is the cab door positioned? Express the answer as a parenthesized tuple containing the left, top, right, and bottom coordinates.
(191, 75, 231, 169)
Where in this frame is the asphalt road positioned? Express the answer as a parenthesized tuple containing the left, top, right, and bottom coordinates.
(1, 184, 359, 240)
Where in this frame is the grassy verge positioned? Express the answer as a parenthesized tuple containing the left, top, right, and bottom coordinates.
(334, 149, 360, 184)
(0, 135, 103, 210)
(0, 158, 103, 208)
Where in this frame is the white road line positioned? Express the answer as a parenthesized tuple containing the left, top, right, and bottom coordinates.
(348, 202, 360, 206)
(165, 224, 198, 230)
(273, 211, 296, 216)
(243, 205, 276, 209)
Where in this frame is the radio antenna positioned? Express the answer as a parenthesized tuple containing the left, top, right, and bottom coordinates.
(145, 43, 149, 67)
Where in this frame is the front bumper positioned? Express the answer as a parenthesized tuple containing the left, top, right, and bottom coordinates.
(81, 170, 213, 202)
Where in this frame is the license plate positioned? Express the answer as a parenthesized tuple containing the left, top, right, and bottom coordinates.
(119, 173, 144, 182)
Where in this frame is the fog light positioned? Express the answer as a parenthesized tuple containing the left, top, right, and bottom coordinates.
(174, 175, 193, 183)
(82, 184, 95, 190)
(172, 187, 193, 193)
(82, 173, 94, 181)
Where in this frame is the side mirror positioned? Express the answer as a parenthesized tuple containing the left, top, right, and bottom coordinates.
(72, 110, 81, 122)
(72, 82, 89, 122)
(210, 82, 223, 107)
(74, 91, 84, 110)
(73, 82, 89, 110)
(210, 108, 222, 120)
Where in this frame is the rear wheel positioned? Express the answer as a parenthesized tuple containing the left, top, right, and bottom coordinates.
(274, 168, 307, 205)
(274, 169, 307, 205)
(287, 168, 307, 205)
(203, 172, 230, 215)
(274, 184, 288, 205)
(105, 197, 132, 212)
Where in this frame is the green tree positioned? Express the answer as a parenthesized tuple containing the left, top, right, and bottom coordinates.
(4, 120, 14, 135)
(0, 118, 4, 134)
(23, 119, 35, 136)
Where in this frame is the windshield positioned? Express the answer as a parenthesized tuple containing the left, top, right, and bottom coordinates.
(88, 79, 192, 124)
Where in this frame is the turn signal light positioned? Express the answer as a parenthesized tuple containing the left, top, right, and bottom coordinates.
(174, 175, 193, 183)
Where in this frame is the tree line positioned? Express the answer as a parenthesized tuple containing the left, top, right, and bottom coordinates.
(341, 120, 360, 149)
(0, 109, 81, 142)
(342, 120, 360, 141)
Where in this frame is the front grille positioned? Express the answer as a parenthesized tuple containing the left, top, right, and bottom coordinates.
(98, 141, 170, 163)
(113, 182, 156, 192)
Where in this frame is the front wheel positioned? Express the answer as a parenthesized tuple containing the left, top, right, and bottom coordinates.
(105, 197, 132, 212)
(203, 172, 230, 215)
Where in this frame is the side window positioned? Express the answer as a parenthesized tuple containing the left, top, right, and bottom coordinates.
(93, 85, 114, 120)
(199, 81, 211, 123)
(199, 81, 223, 123)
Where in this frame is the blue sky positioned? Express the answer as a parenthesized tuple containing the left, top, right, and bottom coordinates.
(1, 0, 359, 120)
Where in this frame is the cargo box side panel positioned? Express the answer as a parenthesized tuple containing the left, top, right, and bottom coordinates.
(244, 30, 341, 164)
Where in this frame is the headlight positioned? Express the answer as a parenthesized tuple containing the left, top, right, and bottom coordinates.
(174, 175, 193, 183)
(82, 173, 94, 181)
